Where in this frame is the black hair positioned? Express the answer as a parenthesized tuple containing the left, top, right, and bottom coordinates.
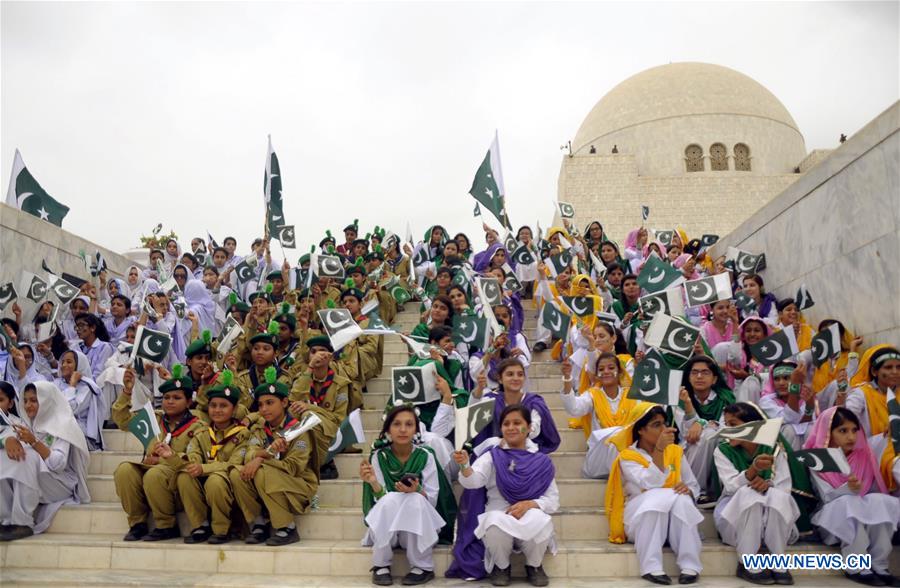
(75, 313, 110, 342)
(436, 267, 453, 278)
(448, 284, 468, 301)
(605, 262, 625, 275)
(593, 321, 629, 355)
(443, 241, 459, 252)
(771, 360, 799, 377)
(431, 295, 455, 322)
(149, 248, 164, 258)
(594, 351, 621, 377)
(203, 265, 219, 276)
(380, 405, 419, 442)
(212, 246, 228, 257)
(181, 253, 199, 268)
(111, 294, 132, 312)
(722, 402, 764, 424)
(0, 381, 18, 414)
(831, 407, 861, 431)
(454, 233, 471, 252)
(869, 346, 900, 381)
(496, 357, 525, 387)
(817, 319, 847, 343)
(740, 317, 769, 361)
(428, 325, 453, 344)
(173, 266, 189, 279)
(743, 274, 766, 295)
(223, 236, 237, 246)
(632, 405, 667, 445)
(499, 403, 531, 426)
(681, 356, 721, 406)
(776, 298, 796, 313)
(618, 273, 639, 305)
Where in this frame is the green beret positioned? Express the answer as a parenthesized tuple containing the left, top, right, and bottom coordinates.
(351, 238, 369, 248)
(299, 253, 311, 266)
(206, 369, 240, 405)
(158, 364, 194, 395)
(266, 270, 283, 281)
(185, 339, 212, 359)
(274, 311, 297, 331)
(365, 250, 384, 262)
(319, 236, 335, 248)
(306, 335, 333, 352)
(248, 290, 271, 303)
(249, 332, 278, 347)
(347, 265, 365, 276)
(254, 366, 289, 399)
(340, 287, 365, 302)
(230, 300, 251, 313)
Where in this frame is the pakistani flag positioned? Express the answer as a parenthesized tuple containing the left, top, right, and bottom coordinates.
(49, 276, 79, 305)
(726, 247, 764, 275)
(684, 273, 732, 308)
(503, 232, 518, 255)
(558, 201, 575, 219)
(452, 314, 489, 349)
(20, 272, 48, 304)
(326, 409, 366, 461)
(391, 284, 411, 305)
(5, 150, 70, 227)
(264, 135, 287, 238)
(541, 302, 571, 340)
(734, 291, 757, 312)
(639, 287, 685, 321)
(811, 323, 841, 368)
(511, 244, 535, 266)
(547, 251, 573, 277)
(700, 234, 719, 248)
(627, 348, 682, 405)
(233, 258, 257, 285)
(412, 245, 430, 267)
(637, 255, 684, 294)
(391, 364, 439, 406)
(217, 316, 243, 356)
(128, 401, 162, 451)
(361, 315, 396, 335)
(0, 283, 17, 312)
(317, 308, 363, 351)
(451, 271, 469, 289)
(888, 389, 900, 455)
(91, 251, 108, 278)
(469, 131, 511, 230)
(477, 277, 502, 307)
(716, 417, 783, 448)
(644, 313, 700, 360)
(276, 225, 296, 249)
(641, 205, 650, 221)
(654, 229, 674, 248)
(473, 202, 481, 217)
(131, 326, 172, 364)
(794, 448, 851, 475)
(455, 398, 496, 450)
(749, 327, 800, 366)
(560, 295, 596, 318)
(795, 284, 814, 311)
(312, 254, 345, 281)
(502, 269, 523, 294)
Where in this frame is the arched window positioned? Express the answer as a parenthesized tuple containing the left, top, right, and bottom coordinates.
(710, 143, 728, 171)
(734, 143, 751, 171)
(685, 144, 704, 172)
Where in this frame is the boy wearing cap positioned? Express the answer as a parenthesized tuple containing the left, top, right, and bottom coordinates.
(337, 288, 379, 412)
(229, 368, 320, 546)
(175, 370, 250, 544)
(233, 322, 291, 412)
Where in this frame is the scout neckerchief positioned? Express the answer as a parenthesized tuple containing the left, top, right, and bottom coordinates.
(249, 365, 280, 390)
(161, 411, 198, 438)
(264, 413, 299, 445)
(309, 369, 335, 406)
(208, 420, 246, 459)
(278, 339, 299, 363)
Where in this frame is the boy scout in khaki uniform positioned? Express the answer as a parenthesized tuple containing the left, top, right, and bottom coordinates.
(174, 370, 250, 544)
(289, 335, 352, 480)
(229, 368, 320, 546)
(233, 323, 292, 412)
(112, 365, 206, 541)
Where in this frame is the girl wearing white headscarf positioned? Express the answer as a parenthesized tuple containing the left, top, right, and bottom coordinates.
(0, 381, 91, 540)
(137, 280, 185, 365)
(3, 343, 51, 395)
(53, 349, 106, 451)
(183, 280, 217, 336)
(122, 265, 144, 306)
(98, 278, 127, 315)
(163, 238, 183, 269)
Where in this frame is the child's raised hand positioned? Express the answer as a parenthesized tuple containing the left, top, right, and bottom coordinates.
(847, 474, 862, 493)
(452, 450, 469, 465)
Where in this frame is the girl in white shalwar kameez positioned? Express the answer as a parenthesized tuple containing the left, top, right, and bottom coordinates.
(712, 402, 799, 585)
(360, 405, 455, 587)
(0, 381, 90, 541)
(606, 404, 703, 585)
(53, 350, 106, 451)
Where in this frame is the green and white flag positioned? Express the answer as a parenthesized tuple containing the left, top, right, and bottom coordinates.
(749, 327, 800, 366)
(312, 254, 345, 281)
(654, 229, 674, 248)
(469, 131, 511, 230)
(5, 149, 70, 227)
(726, 246, 764, 275)
(128, 401, 161, 451)
(547, 251, 573, 277)
(391, 364, 439, 406)
(637, 255, 683, 294)
(734, 291, 757, 312)
(627, 348, 681, 405)
(0, 283, 17, 312)
(716, 417, 783, 448)
(361, 315, 396, 335)
(476, 277, 502, 307)
(503, 232, 518, 255)
(795, 284, 814, 311)
(639, 287, 685, 321)
(501, 263, 523, 294)
(794, 448, 851, 475)
(557, 201, 575, 219)
(455, 398, 496, 451)
(19, 272, 48, 304)
(49, 275, 79, 305)
(233, 258, 257, 285)
(641, 205, 650, 222)
(700, 234, 719, 248)
(326, 409, 365, 461)
(473, 202, 481, 217)
(684, 273, 732, 308)
(541, 302, 571, 341)
(318, 308, 363, 351)
(264, 135, 287, 239)
(131, 325, 172, 365)
(452, 314, 489, 349)
(275, 225, 296, 249)
(391, 284, 411, 304)
(644, 313, 700, 359)
(560, 295, 596, 318)
(810, 323, 841, 368)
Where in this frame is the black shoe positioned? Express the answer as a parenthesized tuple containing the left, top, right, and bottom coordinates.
(696, 494, 717, 509)
(371, 566, 393, 586)
(103, 419, 118, 430)
(401, 568, 434, 585)
(532, 342, 548, 353)
(0, 525, 33, 542)
(123, 522, 148, 541)
(266, 525, 299, 546)
(642, 573, 672, 585)
(207, 533, 231, 545)
(490, 566, 511, 586)
(737, 563, 775, 585)
(873, 573, 900, 588)
(678, 572, 699, 584)
(771, 571, 794, 585)
(525, 565, 549, 587)
(845, 572, 887, 586)
(184, 525, 212, 544)
(320, 460, 339, 480)
(244, 523, 269, 544)
(142, 526, 180, 541)
(342, 445, 363, 454)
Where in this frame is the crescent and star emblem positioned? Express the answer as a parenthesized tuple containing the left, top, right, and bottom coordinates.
(798, 452, 824, 471)
(458, 320, 478, 343)
(395, 372, 422, 400)
(762, 340, 784, 362)
(811, 339, 828, 363)
(647, 268, 665, 284)
(666, 327, 694, 352)
(29, 279, 46, 300)
(324, 310, 351, 331)
(638, 373, 661, 397)
(135, 420, 150, 438)
(689, 280, 713, 303)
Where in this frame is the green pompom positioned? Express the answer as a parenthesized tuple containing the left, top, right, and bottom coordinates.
(355, 257, 364, 267)
(375, 245, 383, 253)
(365, 233, 371, 240)
(309, 245, 315, 253)
(171, 364, 184, 379)
(280, 302, 290, 315)
(267, 320, 279, 336)
(353, 218, 358, 225)
(374, 225, 380, 233)
(264, 365, 277, 384)
(220, 369, 234, 387)
(202, 329, 211, 345)
(344, 278, 354, 289)
(228, 292, 238, 306)
(326, 230, 332, 238)
(326, 299, 336, 309)
(265, 282, 274, 294)
(328, 245, 335, 254)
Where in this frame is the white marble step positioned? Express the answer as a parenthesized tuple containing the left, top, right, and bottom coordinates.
(1, 534, 862, 580)
(50, 501, 689, 542)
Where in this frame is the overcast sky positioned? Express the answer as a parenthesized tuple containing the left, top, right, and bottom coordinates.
(2, 1, 897, 258)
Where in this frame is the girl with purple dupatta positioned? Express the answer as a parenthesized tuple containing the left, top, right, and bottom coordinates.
(446, 359, 560, 582)
(469, 304, 531, 391)
(451, 404, 558, 586)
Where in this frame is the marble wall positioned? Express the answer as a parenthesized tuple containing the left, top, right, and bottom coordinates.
(0, 203, 135, 319)
(712, 101, 900, 348)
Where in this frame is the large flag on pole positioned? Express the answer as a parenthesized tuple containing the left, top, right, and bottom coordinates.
(264, 135, 286, 239)
(469, 131, 511, 230)
(5, 149, 70, 227)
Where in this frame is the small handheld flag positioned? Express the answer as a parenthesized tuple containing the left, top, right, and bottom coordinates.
(20, 272, 47, 304)
(716, 417, 783, 448)
(317, 308, 363, 351)
(5, 149, 70, 227)
(455, 398, 496, 451)
(748, 328, 800, 366)
(643, 313, 700, 359)
(558, 201, 575, 219)
(639, 287, 685, 321)
(128, 402, 161, 451)
(627, 348, 682, 405)
(637, 255, 683, 294)
(684, 273, 733, 308)
(641, 205, 650, 222)
(810, 323, 841, 368)
(0, 283, 17, 312)
(391, 364, 440, 406)
(795, 284, 814, 311)
(131, 326, 172, 365)
(541, 302, 571, 341)
(794, 448, 851, 475)
(326, 409, 366, 461)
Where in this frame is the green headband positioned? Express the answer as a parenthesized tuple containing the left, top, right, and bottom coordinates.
(873, 352, 900, 368)
(772, 366, 795, 378)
